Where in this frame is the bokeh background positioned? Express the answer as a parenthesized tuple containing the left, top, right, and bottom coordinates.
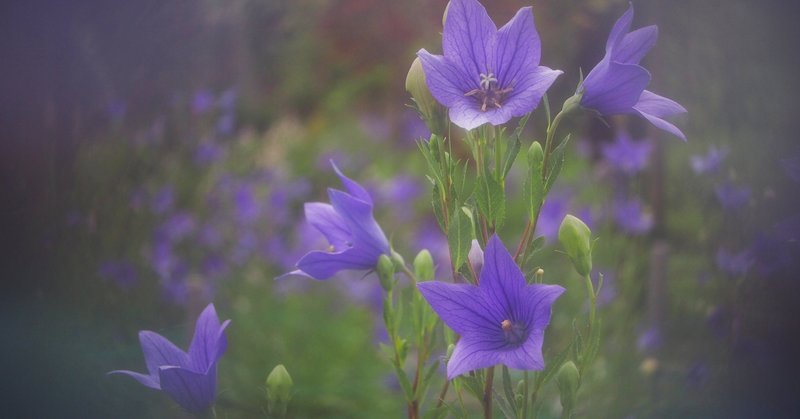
(2, 0, 799, 417)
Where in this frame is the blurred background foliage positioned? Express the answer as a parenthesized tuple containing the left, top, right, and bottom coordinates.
(1, 0, 799, 417)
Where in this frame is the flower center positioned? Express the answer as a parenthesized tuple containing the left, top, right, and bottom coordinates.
(500, 319, 527, 345)
(464, 73, 514, 112)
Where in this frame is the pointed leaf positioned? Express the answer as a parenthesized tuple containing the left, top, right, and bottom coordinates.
(447, 206, 472, 271)
(525, 141, 545, 221)
(544, 134, 571, 194)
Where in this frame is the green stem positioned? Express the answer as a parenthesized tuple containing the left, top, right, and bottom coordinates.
(483, 366, 495, 419)
(522, 371, 529, 419)
(584, 273, 597, 336)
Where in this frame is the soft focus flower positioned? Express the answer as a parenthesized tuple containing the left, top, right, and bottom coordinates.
(714, 182, 751, 210)
(538, 193, 571, 242)
(98, 260, 139, 290)
(192, 89, 215, 114)
(636, 325, 663, 353)
(194, 142, 225, 166)
(690, 146, 727, 175)
(580, 4, 687, 140)
(110, 304, 231, 414)
(614, 197, 654, 235)
(151, 185, 175, 215)
(417, 0, 562, 130)
(418, 235, 565, 379)
(281, 162, 390, 280)
(601, 132, 652, 175)
(715, 247, 753, 276)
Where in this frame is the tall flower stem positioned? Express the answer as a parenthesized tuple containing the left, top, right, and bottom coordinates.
(584, 273, 597, 335)
(483, 366, 495, 419)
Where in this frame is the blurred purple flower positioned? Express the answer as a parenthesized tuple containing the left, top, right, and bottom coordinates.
(157, 212, 196, 242)
(418, 235, 564, 378)
(714, 182, 751, 210)
(593, 270, 617, 308)
(749, 233, 797, 278)
(234, 185, 261, 225)
(414, 219, 451, 276)
(192, 89, 215, 114)
(402, 109, 431, 141)
(199, 224, 224, 249)
(202, 255, 228, 280)
(381, 175, 424, 221)
(359, 113, 391, 141)
(417, 0, 561, 130)
(110, 304, 230, 414)
(216, 113, 236, 136)
(690, 146, 727, 175)
(580, 4, 687, 140)
(106, 100, 127, 122)
(601, 132, 652, 175)
(637, 326, 663, 353)
(151, 186, 175, 215)
(232, 231, 259, 266)
(614, 197, 653, 235)
(281, 163, 390, 280)
(686, 360, 709, 387)
(194, 143, 225, 166)
(538, 194, 570, 242)
(715, 247, 753, 276)
(99, 260, 139, 290)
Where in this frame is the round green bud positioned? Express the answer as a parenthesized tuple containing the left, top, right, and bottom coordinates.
(376, 254, 395, 291)
(558, 214, 593, 277)
(557, 361, 580, 411)
(266, 364, 293, 416)
(413, 249, 435, 282)
(405, 58, 446, 135)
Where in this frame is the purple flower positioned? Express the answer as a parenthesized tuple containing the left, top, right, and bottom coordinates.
(537, 193, 570, 242)
(715, 247, 753, 276)
(781, 153, 800, 183)
(601, 132, 652, 175)
(714, 182, 751, 210)
(418, 235, 565, 379)
(614, 197, 653, 235)
(110, 304, 231, 414)
(580, 4, 687, 140)
(99, 260, 139, 290)
(417, 0, 562, 130)
(192, 89, 215, 114)
(194, 142, 225, 166)
(151, 185, 175, 215)
(636, 326, 663, 353)
(690, 146, 727, 175)
(282, 163, 390, 280)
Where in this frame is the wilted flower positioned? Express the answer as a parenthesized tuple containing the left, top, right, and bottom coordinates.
(417, 0, 562, 130)
(418, 235, 564, 379)
(602, 132, 652, 175)
(281, 162, 390, 280)
(580, 4, 687, 140)
(110, 304, 231, 414)
(690, 146, 727, 175)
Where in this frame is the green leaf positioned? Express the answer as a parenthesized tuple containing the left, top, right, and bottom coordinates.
(534, 341, 575, 390)
(544, 134, 571, 194)
(493, 388, 518, 419)
(525, 141, 545, 221)
(415, 360, 441, 401)
(501, 113, 529, 179)
(475, 174, 506, 228)
(391, 359, 414, 402)
(431, 184, 446, 232)
(447, 206, 472, 271)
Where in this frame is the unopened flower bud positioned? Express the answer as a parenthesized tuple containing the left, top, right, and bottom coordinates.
(405, 58, 446, 135)
(413, 249, 435, 282)
(535, 268, 544, 283)
(266, 364, 293, 417)
(558, 214, 593, 276)
(557, 361, 580, 411)
(377, 254, 395, 291)
(468, 239, 484, 277)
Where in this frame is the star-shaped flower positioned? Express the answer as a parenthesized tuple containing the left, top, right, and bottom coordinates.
(110, 304, 231, 414)
(418, 235, 565, 379)
(580, 4, 688, 141)
(282, 162, 390, 280)
(417, 0, 562, 130)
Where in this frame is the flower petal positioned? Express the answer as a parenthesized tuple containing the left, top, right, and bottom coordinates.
(498, 331, 545, 371)
(632, 90, 688, 141)
(500, 66, 562, 119)
(158, 365, 216, 414)
(328, 189, 389, 256)
(494, 7, 540, 88)
(305, 202, 352, 250)
(614, 25, 658, 65)
(605, 4, 634, 54)
(417, 50, 474, 107)
(479, 235, 526, 323)
(447, 335, 503, 379)
(523, 284, 566, 333)
(581, 61, 650, 115)
(331, 161, 373, 205)
(442, 0, 496, 82)
(108, 369, 160, 390)
(417, 281, 504, 336)
(188, 304, 230, 373)
(447, 99, 493, 130)
(296, 248, 376, 280)
(139, 330, 189, 380)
